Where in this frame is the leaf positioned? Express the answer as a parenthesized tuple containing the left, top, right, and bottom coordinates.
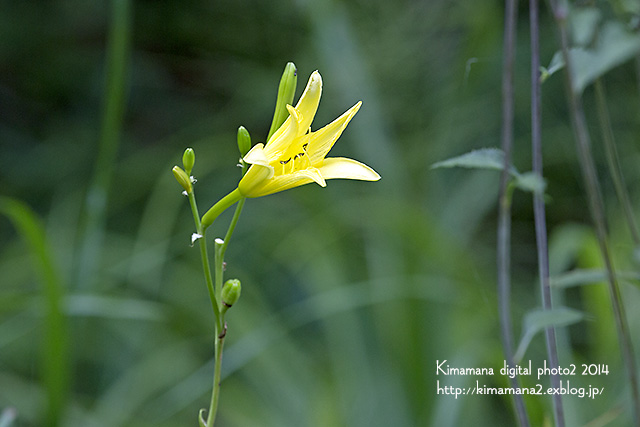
(431, 148, 518, 175)
(513, 171, 546, 194)
(573, 22, 640, 93)
(514, 307, 584, 362)
(550, 268, 640, 288)
(570, 6, 601, 47)
(550, 269, 606, 287)
(543, 21, 640, 93)
(540, 51, 565, 83)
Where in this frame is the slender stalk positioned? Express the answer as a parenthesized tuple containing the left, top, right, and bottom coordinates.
(205, 164, 248, 426)
(207, 330, 225, 426)
(594, 79, 640, 246)
(498, 0, 530, 425)
(207, 240, 227, 427)
(529, 1, 564, 424)
(200, 231, 223, 332)
(221, 198, 246, 259)
(548, 2, 640, 424)
(189, 190, 225, 427)
(188, 191, 223, 333)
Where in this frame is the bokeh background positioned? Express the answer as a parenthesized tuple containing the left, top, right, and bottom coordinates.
(2, 0, 640, 426)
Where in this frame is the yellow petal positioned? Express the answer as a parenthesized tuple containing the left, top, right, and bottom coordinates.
(243, 143, 269, 166)
(297, 166, 326, 187)
(263, 106, 300, 159)
(241, 172, 313, 197)
(317, 157, 380, 181)
(294, 71, 322, 133)
(266, 71, 321, 148)
(307, 101, 362, 164)
(237, 163, 275, 197)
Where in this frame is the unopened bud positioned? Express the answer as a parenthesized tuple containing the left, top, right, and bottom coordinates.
(182, 147, 195, 176)
(221, 279, 241, 311)
(172, 166, 192, 193)
(237, 126, 251, 158)
(267, 62, 297, 141)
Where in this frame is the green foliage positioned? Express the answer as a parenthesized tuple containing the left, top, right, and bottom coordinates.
(2, 0, 640, 426)
(514, 308, 584, 363)
(432, 148, 546, 194)
(431, 148, 515, 174)
(0, 198, 69, 426)
(542, 12, 640, 94)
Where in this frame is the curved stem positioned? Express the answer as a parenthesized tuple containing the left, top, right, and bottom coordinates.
(201, 189, 243, 230)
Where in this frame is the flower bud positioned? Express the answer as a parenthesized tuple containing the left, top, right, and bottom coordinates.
(182, 147, 195, 176)
(172, 166, 192, 193)
(237, 126, 251, 158)
(267, 62, 297, 141)
(221, 279, 241, 311)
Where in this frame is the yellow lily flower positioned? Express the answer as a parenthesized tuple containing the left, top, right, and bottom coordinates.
(237, 70, 381, 198)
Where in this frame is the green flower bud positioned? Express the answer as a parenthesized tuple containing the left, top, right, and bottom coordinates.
(182, 147, 195, 176)
(172, 166, 192, 193)
(267, 62, 297, 141)
(237, 126, 251, 158)
(221, 279, 241, 311)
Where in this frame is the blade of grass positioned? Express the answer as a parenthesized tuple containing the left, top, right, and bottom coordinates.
(497, 0, 530, 424)
(593, 78, 640, 246)
(0, 197, 69, 426)
(74, 0, 131, 290)
(530, 0, 565, 424)
(547, 1, 640, 423)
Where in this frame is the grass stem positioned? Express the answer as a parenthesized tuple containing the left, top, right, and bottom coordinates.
(498, 0, 530, 424)
(548, 2, 640, 423)
(530, 1, 565, 424)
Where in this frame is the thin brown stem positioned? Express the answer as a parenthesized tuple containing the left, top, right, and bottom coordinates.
(548, 2, 640, 424)
(530, 0, 565, 424)
(498, 0, 531, 425)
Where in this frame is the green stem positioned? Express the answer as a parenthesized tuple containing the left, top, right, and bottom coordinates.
(187, 191, 223, 332)
(201, 189, 243, 230)
(221, 198, 246, 260)
(197, 187, 246, 426)
(207, 333, 225, 427)
(200, 232, 223, 332)
(207, 240, 227, 427)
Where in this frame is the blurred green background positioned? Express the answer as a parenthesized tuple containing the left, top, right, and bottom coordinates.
(2, 0, 640, 426)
